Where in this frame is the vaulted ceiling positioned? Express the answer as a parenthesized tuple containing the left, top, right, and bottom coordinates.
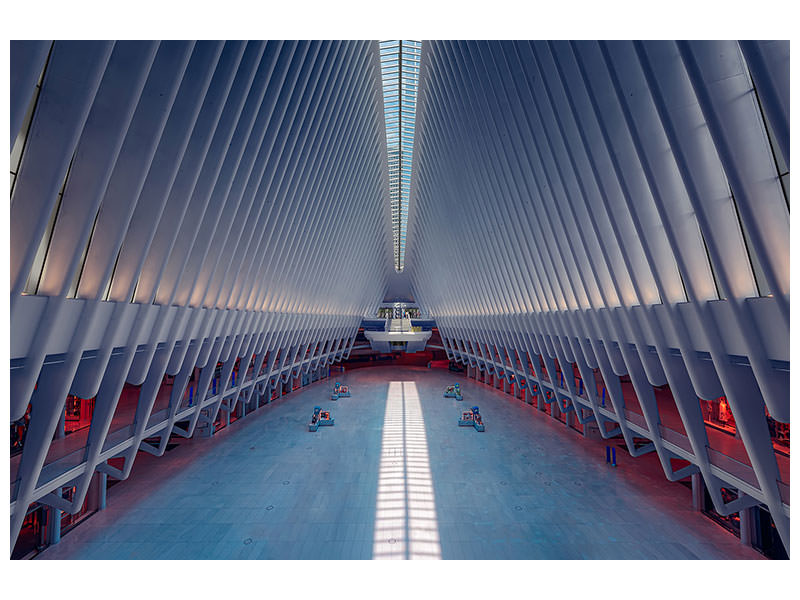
(9, 40, 790, 553)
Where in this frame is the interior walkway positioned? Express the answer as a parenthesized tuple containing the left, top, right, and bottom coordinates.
(37, 366, 762, 559)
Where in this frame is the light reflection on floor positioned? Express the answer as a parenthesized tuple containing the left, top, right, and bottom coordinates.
(34, 367, 761, 560)
(372, 381, 441, 559)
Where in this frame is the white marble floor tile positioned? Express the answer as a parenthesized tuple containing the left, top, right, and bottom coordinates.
(36, 367, 764, 560)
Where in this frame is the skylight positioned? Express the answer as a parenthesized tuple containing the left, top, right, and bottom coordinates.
(379, 40, 421, 272)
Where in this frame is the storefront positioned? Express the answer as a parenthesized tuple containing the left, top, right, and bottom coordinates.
(700, 396, 790, 458)
(64, 395, 95, 435)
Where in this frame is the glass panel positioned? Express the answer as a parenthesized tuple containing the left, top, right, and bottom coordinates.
(379, 40, 421, 272)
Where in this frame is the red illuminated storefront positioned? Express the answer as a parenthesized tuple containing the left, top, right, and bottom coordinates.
(65, 395, 95, 435)
(700, 396, 789, 457)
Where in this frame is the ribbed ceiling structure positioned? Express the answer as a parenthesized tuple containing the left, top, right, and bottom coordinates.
(9, 40, 790, 555)
(405, 40, 789, 551)
(9, 41, 392, 550)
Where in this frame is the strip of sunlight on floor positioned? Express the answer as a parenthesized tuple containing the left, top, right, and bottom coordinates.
(372, 381, 441, 559)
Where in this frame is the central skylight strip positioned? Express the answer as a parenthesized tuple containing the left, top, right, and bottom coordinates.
(379, 40, 421, 272)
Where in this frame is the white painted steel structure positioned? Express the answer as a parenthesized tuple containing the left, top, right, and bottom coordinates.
(406, 40, 789, 553)
(9, 41, 392, 551)
(9, 39, 790, 555)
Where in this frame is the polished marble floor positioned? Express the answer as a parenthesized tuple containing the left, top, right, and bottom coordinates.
(37, 366, 762, 560)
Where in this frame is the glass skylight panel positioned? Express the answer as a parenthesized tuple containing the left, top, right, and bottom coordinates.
(380, 39, 420, 272)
